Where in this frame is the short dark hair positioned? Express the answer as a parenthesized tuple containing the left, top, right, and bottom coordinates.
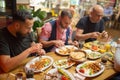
(13, 10, 33, 22)
(60, 9, 73, 19)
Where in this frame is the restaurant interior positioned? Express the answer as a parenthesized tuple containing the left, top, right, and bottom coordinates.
(0, 0, 120, 80)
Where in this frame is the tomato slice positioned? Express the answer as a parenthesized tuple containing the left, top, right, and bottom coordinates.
(79, 69, 85, 73)
(61, 75, 69, 80)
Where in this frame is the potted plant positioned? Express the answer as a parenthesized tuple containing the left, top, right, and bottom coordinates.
(32, 9, 47, 31)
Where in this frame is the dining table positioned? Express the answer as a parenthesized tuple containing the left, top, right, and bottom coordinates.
(0, 45, 118, 80)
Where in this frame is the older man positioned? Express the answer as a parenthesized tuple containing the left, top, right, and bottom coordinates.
(75, 5, 108, 42)
(0, 10, 45, 73)
(39, 9, 78, 52)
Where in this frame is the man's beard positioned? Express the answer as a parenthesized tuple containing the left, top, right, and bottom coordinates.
(16, 32, 28, 40)
(60, 21, 66, 29)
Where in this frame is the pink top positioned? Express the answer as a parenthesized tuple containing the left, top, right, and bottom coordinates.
(39, 20, 72, 42)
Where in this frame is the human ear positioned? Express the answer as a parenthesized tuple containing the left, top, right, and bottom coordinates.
(14, 22, 20, 30)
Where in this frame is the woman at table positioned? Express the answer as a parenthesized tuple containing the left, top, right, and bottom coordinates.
(0, 10, 45, 73)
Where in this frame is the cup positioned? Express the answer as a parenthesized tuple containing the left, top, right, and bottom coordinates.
(78, 40, 85, 49)
(25, 68, 34, 78)
(105, 44, 111, 52)
(101, 56, 108, 65)
(15, 73, 23, 80)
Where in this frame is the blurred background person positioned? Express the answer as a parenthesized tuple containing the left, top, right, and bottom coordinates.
(103, 2, 113, 21)
(103, 2, 113, 28)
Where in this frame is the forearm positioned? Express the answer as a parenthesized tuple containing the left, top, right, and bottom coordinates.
(75, 33, 92, 40)
(0, 49, 31, 72)
(40, 40, 55, 48)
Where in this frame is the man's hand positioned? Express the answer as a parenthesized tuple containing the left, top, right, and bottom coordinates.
(53, 40, 65, 48)
(37, 49, 46, 55)
(101, 31, 108, 38)
(90, 32, 100, 38)
(72, 41, 79, 47)
(29, 42, 45, 55)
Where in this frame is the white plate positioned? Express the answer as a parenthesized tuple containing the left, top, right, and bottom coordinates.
(53, 59, 75, 69)
(55, 45, 78, 55)
(87, 51, 102, 60)
(44, 68, 75, 80)
(84, 49, 92, 54)
(25, 56, 53, 73)
(76, 61, 105, 77)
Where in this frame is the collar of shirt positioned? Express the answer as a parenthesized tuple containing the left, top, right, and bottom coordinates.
(56, 20, 67, 41)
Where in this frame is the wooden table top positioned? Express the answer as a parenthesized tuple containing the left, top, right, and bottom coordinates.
(0, 51, 117, 80)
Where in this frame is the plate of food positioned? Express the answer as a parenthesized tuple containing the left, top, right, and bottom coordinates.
(69, 49, 87, 63)
(87, 51, 102, 60)
(83, 42, 92, 49)
(44, 68, 75, 80)
(76, 61, 105, 77)
(53, 59, 75, 69)
(55, 45, 78, 55)
(25, 56, 54, 73)
(84, 42, 100, 51)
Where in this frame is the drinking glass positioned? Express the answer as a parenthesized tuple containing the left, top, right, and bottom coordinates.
(104, 44, 111, 52)
(101, 56, 108, 65)
(25, 68, 34, 78)
(78, 40, 85, 49)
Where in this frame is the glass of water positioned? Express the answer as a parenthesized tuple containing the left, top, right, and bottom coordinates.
(78, 40, 85, 49)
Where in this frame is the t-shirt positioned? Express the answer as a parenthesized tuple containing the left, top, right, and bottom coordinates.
(76, 16, 104, 42)
(0, 27, 34, 57)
